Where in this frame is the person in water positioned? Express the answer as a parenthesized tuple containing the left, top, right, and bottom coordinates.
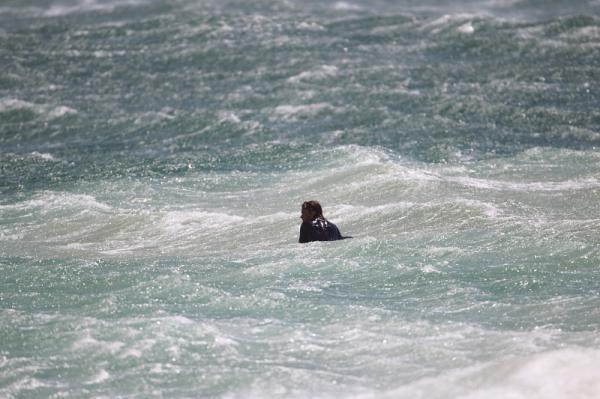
(299, 200, 347, 243)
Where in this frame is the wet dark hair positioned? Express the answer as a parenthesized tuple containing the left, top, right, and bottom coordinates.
(302, 200, 323, 218)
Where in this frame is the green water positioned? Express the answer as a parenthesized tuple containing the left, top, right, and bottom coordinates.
(2, 1, 600, 398)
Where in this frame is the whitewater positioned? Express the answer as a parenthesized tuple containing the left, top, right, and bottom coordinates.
(1, 0, 600, 398)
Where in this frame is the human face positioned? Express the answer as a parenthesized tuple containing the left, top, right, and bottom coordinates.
(301, 207, 316, 223)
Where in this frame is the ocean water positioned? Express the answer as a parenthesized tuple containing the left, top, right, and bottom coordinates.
(2, 0, 600, 398)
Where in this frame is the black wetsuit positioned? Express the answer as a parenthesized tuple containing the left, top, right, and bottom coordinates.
(299, 217, 343, 243)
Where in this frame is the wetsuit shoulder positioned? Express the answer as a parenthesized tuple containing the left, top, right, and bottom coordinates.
(325, 220, 343, 241)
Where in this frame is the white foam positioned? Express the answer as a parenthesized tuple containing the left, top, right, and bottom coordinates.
(331, 202, 414, 222)
(0, 230, 24, 241)
(99, 243, 150, 256)
(421, 264, 441, 273)
(2, 377, 51, 396)
(165, 315, 194, 325)
(454, 199, 502, 219)
(0, 6, 42, 17)
(0, 191, 111, 212)
(29, 152, 56, 161)
(561, 126, 600, 142)
(213, 335, 239, 347)
(288, 65, 339, 84)
(47, 105, 77, 119)
(448, 175, 600, 192)
(93, 50, 127, 58)
(0, 98, 76, 119)
(458, 22, 475, 34)
(218, 111, 241, 124)
(120, 348, 143, 358)
(296, 21, 326, 31)
(423, 14, 478, 34)
(338, 144, 394, 166)
(72, 335, 124, 354)
(539, 38, 600, 50)
(43, 0, 147, 17)
(0, 98, 35, 112)
(118, 338, 157, 360)
(160, 210, 245, 233)
(461, 348, 600, 399)
(333, 2, 364, 11)
(558, 26, 600, 40)
(272, 103, 333, 120)
(86, 369, 110, 384)
(380, 347, 600, 399)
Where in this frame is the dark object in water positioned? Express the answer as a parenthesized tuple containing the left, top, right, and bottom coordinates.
(299, 217, 345, 243)
(299, 200, 350, 243)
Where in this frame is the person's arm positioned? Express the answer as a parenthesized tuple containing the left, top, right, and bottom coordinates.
(299, 222, 313, 243)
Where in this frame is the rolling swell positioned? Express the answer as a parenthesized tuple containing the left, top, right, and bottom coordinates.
(2, 7, 600, 163)
(2, 143, 600, 397)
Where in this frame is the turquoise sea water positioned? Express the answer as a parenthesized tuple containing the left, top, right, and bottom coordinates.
(2, 1, 600, 398)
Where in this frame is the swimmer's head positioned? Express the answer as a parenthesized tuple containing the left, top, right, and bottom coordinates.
(301, 200, 323, 222)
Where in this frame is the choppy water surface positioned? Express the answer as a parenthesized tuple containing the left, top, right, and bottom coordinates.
(2, 1, 600, 398)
